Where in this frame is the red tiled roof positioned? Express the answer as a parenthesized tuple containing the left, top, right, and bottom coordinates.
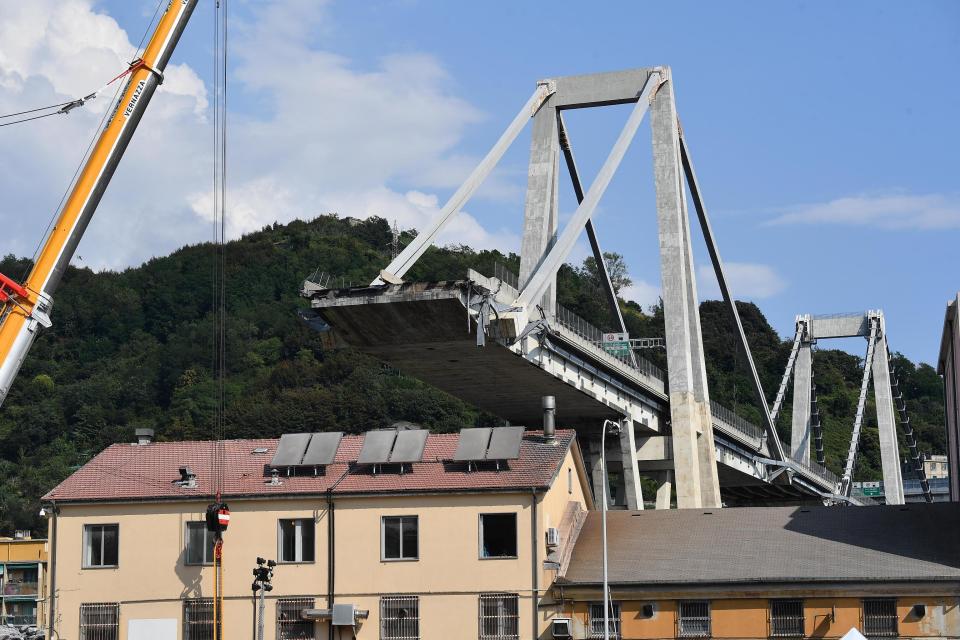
(43, 430, 575, 503)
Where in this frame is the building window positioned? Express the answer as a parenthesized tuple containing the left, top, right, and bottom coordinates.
(678, 601, 711, 638)
(83, 524, 119, 568)
(380, 595, 419, 640)
(568, 468, 573, 494)
(186, 522, 216, 565)
(3, 565, 39, 596)
(7, 601, 37, 626)
(479, 593, 519, 640)
(277, 597, 315, 640)
(863, 599, 898, 637)
(382, 516, 419, 561)
(771, 600, 805, 637)
(589, 602, 622, 639)
(80, 603, 119, 640)
(278, 519, 315, 563)
(183, 598, 217, 640)
(479, 513, 517, 558)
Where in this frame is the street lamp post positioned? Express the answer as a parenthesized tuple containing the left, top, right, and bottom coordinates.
(601, 418, 622, 640)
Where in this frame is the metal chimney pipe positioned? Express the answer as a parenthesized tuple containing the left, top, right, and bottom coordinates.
(542, 396, 556, 442)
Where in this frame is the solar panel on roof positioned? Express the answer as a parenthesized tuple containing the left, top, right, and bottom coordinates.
(453, 427, 492, 461)
(486, 426, 524, 460)
(389, 429, 428, 463)
(357, 430, 397, 464)
(271, 433, 312, 467)
(301, 432, 343, 466)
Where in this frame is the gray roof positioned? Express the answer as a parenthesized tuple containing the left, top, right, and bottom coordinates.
(561, 504, 960, 586)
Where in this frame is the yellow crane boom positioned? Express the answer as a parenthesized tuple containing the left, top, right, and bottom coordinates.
(0, 0, 199, 405)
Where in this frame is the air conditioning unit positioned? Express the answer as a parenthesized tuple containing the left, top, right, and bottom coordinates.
(551, 618, 573, 639)
(332, 603, 356, 626)
(545, 527, 560, 548)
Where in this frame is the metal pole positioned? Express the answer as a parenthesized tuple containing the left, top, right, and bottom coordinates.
(252, 591, 257, 640)
(257, 587, 266, 640)
(601, 418, 621, 640)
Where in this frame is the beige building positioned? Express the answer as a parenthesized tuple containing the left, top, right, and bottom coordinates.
(42, 428, 592, 640)
(0, 534, 46, 630)
(923, 454, 950, 481)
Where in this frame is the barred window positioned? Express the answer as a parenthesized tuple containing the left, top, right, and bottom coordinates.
(278, 598, 315, 640)
(771, 600, 804, 637)
(863, 599, 898, 638)
(479, 593, 519, 640)
(184, 598, 217, 640)
(80, 603, 119, 640)
(589, 602, 621, 639)
(381, 595, 419, 640)
(678, 601, 711, 638)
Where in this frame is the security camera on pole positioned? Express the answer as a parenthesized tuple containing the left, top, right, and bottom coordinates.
(251, 557, 276, 640)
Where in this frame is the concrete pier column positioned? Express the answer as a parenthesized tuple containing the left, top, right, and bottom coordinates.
(656, 470, 673, 509)
(619, 418, 644, 510)
(518, 94, 559, 316)
(650, 68, 721, 508)
(588, 437, 607, 506)
(791, 342, 812, 464)
(872, 333, 905, 504)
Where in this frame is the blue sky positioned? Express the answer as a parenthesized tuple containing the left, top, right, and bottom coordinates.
(0, 0, 957, 365)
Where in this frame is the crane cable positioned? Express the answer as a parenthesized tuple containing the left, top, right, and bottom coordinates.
(210, 2, 229, 639)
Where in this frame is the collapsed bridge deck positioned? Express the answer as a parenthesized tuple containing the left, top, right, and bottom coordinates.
(301, 274, 841, 505)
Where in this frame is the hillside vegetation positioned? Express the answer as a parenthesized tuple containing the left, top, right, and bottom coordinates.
(0, 215, 944, 533)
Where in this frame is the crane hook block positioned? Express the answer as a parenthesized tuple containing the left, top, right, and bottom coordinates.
(206, 502, 230, 534)
(0, 273, 29, 304)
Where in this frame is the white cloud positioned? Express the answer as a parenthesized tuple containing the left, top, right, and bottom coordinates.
(0, 0, 518, 273)
(697, 262, 786, 300)
(0, 0, 210, 269)
(768, 193, 960, 230)
(620, 279, 660, 311)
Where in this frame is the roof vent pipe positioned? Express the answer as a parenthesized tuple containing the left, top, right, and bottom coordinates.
(135, 428, 155, 445)
(542, 396, 556, 442)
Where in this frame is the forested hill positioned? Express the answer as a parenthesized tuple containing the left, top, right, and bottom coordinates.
(0, 215, 944, 533)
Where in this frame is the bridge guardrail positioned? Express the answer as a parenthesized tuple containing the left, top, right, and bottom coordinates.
(555, 303, 666, 382)
(709, 400, 764, 442)
(489, 262, 667, 383)
(795, 458, 839, 487)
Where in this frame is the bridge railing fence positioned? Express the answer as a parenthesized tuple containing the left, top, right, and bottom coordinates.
(555, 303, 666, 382)
(795, 457, 839, 487)
(489, 263, 666, 383)
(709, 400, 765, 442)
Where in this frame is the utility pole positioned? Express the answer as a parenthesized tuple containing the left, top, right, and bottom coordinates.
(251, 557, 275, 640)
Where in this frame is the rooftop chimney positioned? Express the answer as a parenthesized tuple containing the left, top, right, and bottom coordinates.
(542, 396, 556, 442)
(135, 428, 155, 445)
(177, 466, 197, 488)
